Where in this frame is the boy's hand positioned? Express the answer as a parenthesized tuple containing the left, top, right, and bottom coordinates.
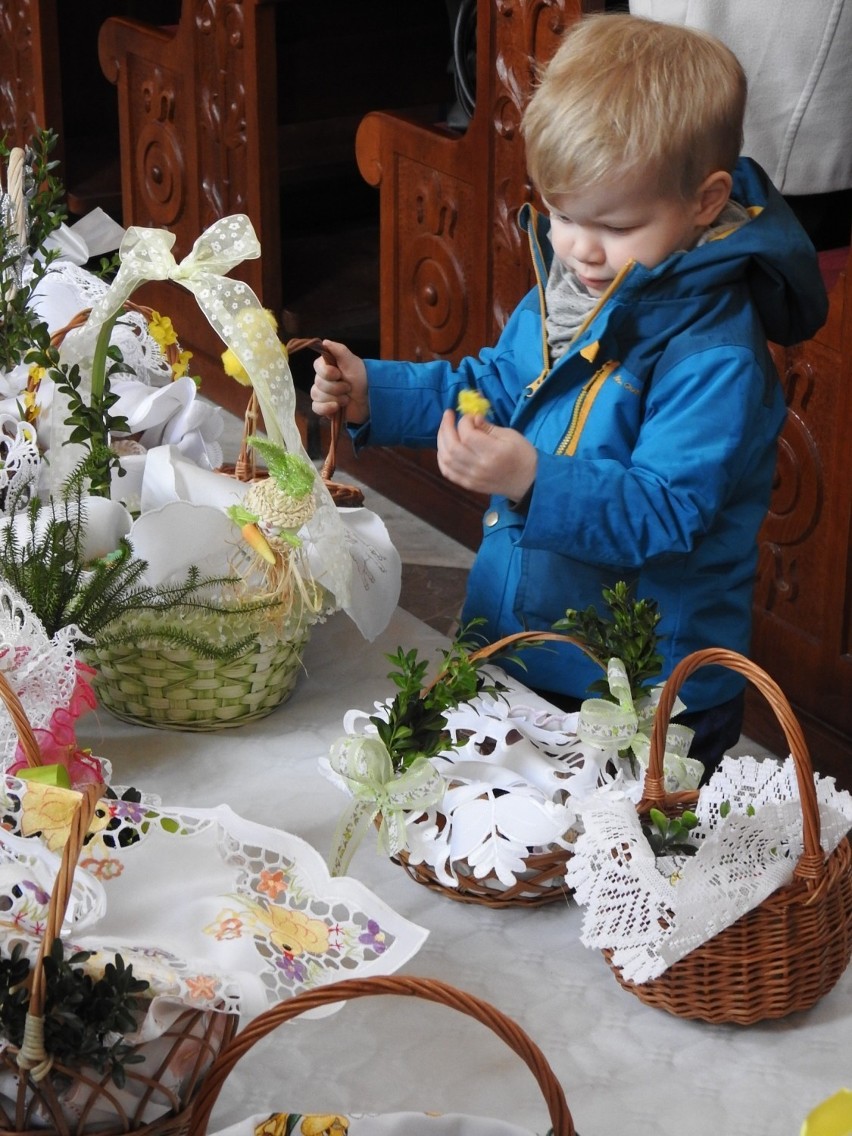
(310, 339, 370, 423)
(437, 409, 537, 501)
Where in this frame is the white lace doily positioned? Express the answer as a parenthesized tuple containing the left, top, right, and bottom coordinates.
(0, 583, 80, 765)
(325, 671, 596, 890)
(567, 753, 852, 983)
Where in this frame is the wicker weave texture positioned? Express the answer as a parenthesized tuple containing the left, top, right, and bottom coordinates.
(187, 975, 575, 1136)
(86, 628, 309, 731)
(609, 647, 852, 1025)
(606, 836, 852, 1023)
(394, 846, 572, 908)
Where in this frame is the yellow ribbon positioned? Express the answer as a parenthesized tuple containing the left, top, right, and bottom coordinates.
(576, 658, 701, 791)
(327, 735, 446, 876)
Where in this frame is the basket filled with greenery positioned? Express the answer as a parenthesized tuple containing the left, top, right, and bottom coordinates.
(0, 464, 312, 731)
(322, 585, 700, 907)
(2, 155, 376, 729)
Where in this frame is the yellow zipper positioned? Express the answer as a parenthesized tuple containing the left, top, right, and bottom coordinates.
(557, 359, 620, 455)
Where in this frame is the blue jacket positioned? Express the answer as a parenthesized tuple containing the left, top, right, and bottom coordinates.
(356, 159, 828, 711)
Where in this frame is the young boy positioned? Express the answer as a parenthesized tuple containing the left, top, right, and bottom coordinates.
(311, 14, 828, 774)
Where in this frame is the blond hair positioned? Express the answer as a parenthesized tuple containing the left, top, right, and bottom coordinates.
(522, 14, 746, 201)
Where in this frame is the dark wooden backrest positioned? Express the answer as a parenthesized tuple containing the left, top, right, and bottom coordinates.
(749, 242, 852, 781)
(354, 0, 605, 365)
(96, 0, 454, 405)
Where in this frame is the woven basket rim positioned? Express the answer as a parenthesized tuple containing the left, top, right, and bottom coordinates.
(187, 975, 576, 1136)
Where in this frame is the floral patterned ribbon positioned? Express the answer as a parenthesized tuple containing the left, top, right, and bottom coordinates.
(576, 657, 703, 791)
(327, 735, 446, 876)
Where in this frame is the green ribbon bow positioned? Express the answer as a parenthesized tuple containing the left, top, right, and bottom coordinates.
(576, 658, 702, 791)
(327, 735, 446, 876)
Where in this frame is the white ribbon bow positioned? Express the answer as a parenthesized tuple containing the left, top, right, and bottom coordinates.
(50, 214, 351, 606)
(327, 735, 446, 876)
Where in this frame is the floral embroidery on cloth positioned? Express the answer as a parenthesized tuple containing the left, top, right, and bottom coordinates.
(0, 778, 427, 1030)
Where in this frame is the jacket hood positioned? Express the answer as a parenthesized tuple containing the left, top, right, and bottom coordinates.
(520, 158, 828, 347)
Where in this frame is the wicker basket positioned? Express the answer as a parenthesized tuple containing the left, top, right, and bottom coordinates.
(381, 630, 595, 909)
(392, 844, 573, 908)
(0, 671, 238, 1135)
(51, 323, 354, 732)
(604, 647, 852, 1025)
(228, 335, 364, 509)
(85, 621, 310, 732)
(187, 974, 574, 1136)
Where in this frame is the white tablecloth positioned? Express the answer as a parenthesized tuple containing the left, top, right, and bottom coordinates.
(77, 607, 851, 1136)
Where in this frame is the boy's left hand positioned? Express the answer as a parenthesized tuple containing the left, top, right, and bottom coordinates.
(436, 409, 537, 501)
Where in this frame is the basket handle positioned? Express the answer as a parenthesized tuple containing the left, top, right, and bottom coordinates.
(0, 669, 45, 770)
(0, 669, 104, 1073)
(643, 647, 825, 887)
(15, 782, 103, 1077)
(284, 336, 343, 484)
(232, 336, 364, 506)
(188, 974, 573, 1136)
(419, 628, 603, 702)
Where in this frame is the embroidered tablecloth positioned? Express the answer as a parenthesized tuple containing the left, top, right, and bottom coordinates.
(77, 607, 852, 1136)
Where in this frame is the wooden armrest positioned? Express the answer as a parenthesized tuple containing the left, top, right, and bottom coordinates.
(356, 109, 472, 189)
(98, 16, 178, 84)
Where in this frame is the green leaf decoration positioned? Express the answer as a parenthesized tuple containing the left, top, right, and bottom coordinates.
(226, 503, 260, 527)
(246, 436, 315, 499)
(0, 938, 150, 1084)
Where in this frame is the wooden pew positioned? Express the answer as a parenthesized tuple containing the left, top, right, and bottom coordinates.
(98, 0, 454, 415)
(749, 243, 852, 785)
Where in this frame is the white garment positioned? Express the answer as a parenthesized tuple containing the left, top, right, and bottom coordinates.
(629, 0, 852, 195)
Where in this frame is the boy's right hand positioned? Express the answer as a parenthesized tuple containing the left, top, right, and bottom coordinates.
(310, 339, 370, 424)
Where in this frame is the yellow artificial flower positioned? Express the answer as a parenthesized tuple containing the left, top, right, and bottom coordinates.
(172, 348, 193, 380)
(801, 1090, 852, 1136)
(23, 364, 45, 422)
(221, 308, 288, 386)
(148, 310, 179, 349)
(457, 388, 491, 417)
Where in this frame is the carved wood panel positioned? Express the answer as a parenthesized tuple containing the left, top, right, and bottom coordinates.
(99, 0, 275, 396)
(749, 261, 852, 779)
(358, 0, 588, 368)
(0, 0, 62, 149)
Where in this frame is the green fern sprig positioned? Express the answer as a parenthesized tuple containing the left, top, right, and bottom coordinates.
(0, 470, 283, 656)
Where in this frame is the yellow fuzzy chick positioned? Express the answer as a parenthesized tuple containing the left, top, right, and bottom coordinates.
(222, 308, 288, 385)
(457, 388, 491, 417)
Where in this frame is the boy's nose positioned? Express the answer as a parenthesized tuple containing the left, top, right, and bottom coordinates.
(571, 228, 603, 264)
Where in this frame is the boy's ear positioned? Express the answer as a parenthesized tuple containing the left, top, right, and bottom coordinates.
(695, 170, 733, 225)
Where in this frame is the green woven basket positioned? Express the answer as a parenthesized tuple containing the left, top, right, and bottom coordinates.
(85, 624, 311, 731)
